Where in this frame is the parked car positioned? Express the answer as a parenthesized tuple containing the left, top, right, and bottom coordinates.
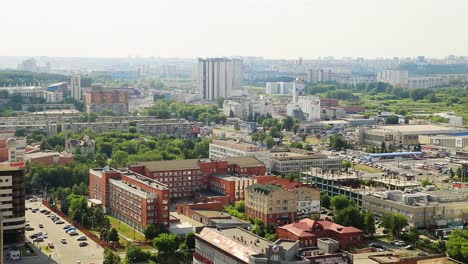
(25, 226, 35, 231)
(39, 209, 47, 213)
(417, 251, 428, 256)
(66, 228, 77, 234)
(369, 243, 383, 249)
(60, 238, 67, 244)
(44, 211, 51, 215)
(33, 237, 44, 242)
(79, 242, 88, 247)
(68, 231, 78, 236)
(43, 233, 48, 239)
(405, 245, 415, 250)
(77, 236, 87, 241)
(56, 220, 64, 224)
(39, 224, 44, 228)
(63, 225, 72, 230)
(48, 242, 54, 249)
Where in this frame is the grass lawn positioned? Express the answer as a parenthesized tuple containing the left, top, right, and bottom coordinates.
(305, 137, 321, 145)
(40, 245, 53, 254)
(354, 164, 383, 173)
(108, 216, 146, 241)
(17, 244, 36, 257)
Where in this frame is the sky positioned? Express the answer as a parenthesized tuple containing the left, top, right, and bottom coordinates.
(1, 0, 468, 59)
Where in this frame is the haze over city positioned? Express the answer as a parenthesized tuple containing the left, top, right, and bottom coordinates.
(2, 0, 468, 58)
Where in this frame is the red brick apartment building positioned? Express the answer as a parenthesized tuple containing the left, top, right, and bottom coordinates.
(276, 218, 364, 250)
(128, 157, 266, 199)
(89, 167, 170, 231)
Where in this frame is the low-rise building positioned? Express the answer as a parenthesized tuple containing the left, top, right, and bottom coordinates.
(359, 124, 468, 147)
(89, 167, 170, 231)
(194, 226, 309, 264)
(276, 218, 364, 250)
(419, 133, 468, 150)
(24, 151, 74, 166)
(209, 174, 276, 204)
(136, 119, 199, 138)
(0, 131, 26, 163)
(270, 148, 343, 174)
(62, 121, 129, 134)
(209, 139, 270, 172)
(65, 135, 95, 155)
(362, 190, 468, 228)
(43, 91, 63, 103)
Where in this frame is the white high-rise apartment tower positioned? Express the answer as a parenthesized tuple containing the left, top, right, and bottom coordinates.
(198, 58, 242, 100)
(70, 74, 81, 100)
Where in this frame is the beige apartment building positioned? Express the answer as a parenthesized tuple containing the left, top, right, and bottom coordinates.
(362, 190, 468, 228)
(245, 183, 298, 224)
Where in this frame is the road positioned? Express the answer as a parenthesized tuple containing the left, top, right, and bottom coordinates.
(19, 200, 104, 264)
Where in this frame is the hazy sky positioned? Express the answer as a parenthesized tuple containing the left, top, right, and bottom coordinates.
(2, 0, 467, 59)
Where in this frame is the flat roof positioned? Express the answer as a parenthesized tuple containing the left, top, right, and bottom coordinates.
(193, 210, 230, 218)
(377, 124, 463, 133)
(134, 159, 200, 171)
(226, 157, 264, 167)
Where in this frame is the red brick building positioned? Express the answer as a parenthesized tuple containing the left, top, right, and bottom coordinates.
(176, 202, 230, 224)
(128, 157, 266, 200)
(209, 175, 276, 204)
(276, 218, 364, 250)
(89, 167, 170, 231)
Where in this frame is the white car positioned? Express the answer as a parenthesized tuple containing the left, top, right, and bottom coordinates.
(42, 233, 48, 239)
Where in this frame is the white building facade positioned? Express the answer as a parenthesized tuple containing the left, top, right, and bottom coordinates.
(198, 58, 242, 101)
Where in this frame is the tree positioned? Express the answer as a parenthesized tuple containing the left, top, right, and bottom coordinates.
(333, 206, 365, 230)
(446, 230, 468, 263)
(414, 143, 422, 152)
(216, 97, 225, 108)
(234, 200, 245, 213)
(265, 136, 275, 149)
(104, 249, 121, 264)
(290, 142, 303, 149)
(331, 196, 351, 211)
(153, 233, 179, 253)
(183, 232, 196, 249)
(380, 141, 387, 153)
(109, 228, 119, 242)
(380, 213, 408, 237)
(125, 243, 151, 262)
(144, 224, 159, 240)
(329, 135, 348, 151)
(364, 210, 376, 235)
(343, 160, 352, 172)
(385, 115, 399, 124)
(292, 124, 300, 134)
(403, 227, 421, 243)
(282, 116, 296, 131)
(111, 150, 129, 168)
(320, 192, 331, 209)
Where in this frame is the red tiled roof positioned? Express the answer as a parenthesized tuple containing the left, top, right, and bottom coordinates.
(266, 178, 305, 190)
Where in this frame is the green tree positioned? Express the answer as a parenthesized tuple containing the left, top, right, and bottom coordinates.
(265, 136, 275, 149)
(292, 124, 300, 134)
(153, 233, 179, 253)
(364, 210, 376, 235)
(109, 228, 119, 242)
(234, 200, 245, 213)
(183, 232, 196, 249)
(282, 116, 296, 131)
(144, 224, 159, 241)
(104, 249, 121, 264)
(385, 115, 400, 124)
(446, 230, 468, 263)
(333, 206, 365, 230)
(320, 192, 331, 209)
(111, 150, 129, 167)
(290, 141, 303, 149)
(329, 135, 348, 151)
(125, 243, 151, 262)
(331, 196, 351, 211)
(380, 213, 408, 237)
(343, 160, 352, 172)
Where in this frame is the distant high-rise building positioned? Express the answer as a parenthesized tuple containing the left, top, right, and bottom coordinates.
(70, 75, 81, 100)
(17, 58, 37, 72)
(198, 58, 242, 101)
(307, 69, 332, 83)
(377, 70, 408, 87)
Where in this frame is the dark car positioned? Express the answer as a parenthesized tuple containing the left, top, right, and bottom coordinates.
(369, 243, 383, 248)
(327, 212, 335, 216)
(25, 226, 35, 231)
(33, 237, 44, 242)
(40, 209, 47, 213)
(79, 242, 88, 247)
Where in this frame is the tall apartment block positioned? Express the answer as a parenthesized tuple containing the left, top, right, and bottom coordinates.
(70, 74, 81, 100)
(198, 58, 242, 100)
(0, 165, 26, 243)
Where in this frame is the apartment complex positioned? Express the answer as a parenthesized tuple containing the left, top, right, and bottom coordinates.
(209, 139, 270, 172)
(270, 148, 343, 174)
(136, 120, 199, 138)
(222, 96, 266, 120)
(408, 76, 443, 89)
(245, 183, 298, 224)
(0, 165, 26, 243)
(89, 167, 170, 231)
(85, 89, 129, 115)
(128, 157, 266, 199)
(0, 85, 45, 97)
(198, 58, 242, 100)
(362, 190, 468, 228)
(62, 121, 129, 134)
(307, 69, 332, 83)
(194, 226, 308, 264)
(276, 218, 364, 250)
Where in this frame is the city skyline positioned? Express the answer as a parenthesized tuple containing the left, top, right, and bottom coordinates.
(2, 0, 468, 59)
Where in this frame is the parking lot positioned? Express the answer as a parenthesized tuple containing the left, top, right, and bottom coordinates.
(21, 199, 103, 264)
